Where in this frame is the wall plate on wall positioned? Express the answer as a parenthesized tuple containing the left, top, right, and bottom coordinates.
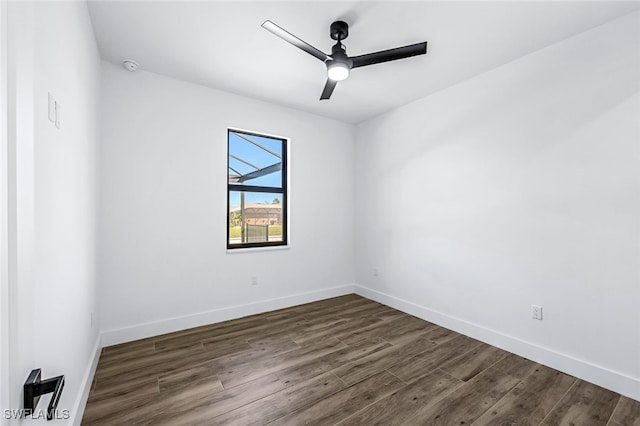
(48, 92, 61, 129)
(48, 92, 55, 123)
(54, 101, 60, 129)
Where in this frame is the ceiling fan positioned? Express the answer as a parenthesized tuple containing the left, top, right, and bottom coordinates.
(262, 20, 428, 100)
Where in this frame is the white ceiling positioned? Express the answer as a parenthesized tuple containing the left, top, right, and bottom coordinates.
(87, 1, 639, 124)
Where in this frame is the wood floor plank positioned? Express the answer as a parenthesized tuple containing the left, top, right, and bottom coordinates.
(375, 308, 407, 322)
(198, 336, 252, 358)
(245, 323, 309, 349)
(197, 314, 310, 348)
(439, 342, 508, 381)
(609, 396, 640, 426)
(99, 340, 155, 362)
(264, 295, 366, 320)
(83, 393, 159, 425)
(89, 375, 159, 402)
(474, 364, 576, 426)
(135, 374, 287, 426)
(216, 338, 347, 389)
(542, 380, 620, 426)
(338, 369, 464, 425)
(298, 297, 377, 320)
(276, 337, 392, 387)
(291, 316, 383, 347)
(152, 317, 269, 351)
(401, 354, 538, 425)
(242, 317, 342, 347)
(158, 362, 222, 393)
(223, 294, 360, 327)
(387, 334, 481, 382)
(269, 371, 404, 426)
(98, 341, 205, 374)
(83, 377, 160, 425)
(206, 337, 300, 373)
(491, 352, 539, 380)
(95, 343, 209, 386)
(337, 303, 398, 320)
(302, 316, 348, 331)
(205, 372, 345, 426)
(333, 334, 438, 386)
(423, 325, 460, 345)
(339, 314, 436, 346)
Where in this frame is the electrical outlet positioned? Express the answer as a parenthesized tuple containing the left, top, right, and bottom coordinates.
(251, 276, 258, 285)
(531, 305, 543, 320)
(373, 268, 379, 277)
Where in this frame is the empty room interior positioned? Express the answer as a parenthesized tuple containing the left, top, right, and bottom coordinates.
(1, 0, 639, 425)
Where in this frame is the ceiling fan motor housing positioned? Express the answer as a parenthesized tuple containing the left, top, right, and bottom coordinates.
(330, 44, 353, 68)
(330, 21, 349, 41)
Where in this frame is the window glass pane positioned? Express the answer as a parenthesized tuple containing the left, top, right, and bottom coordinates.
(229, 191, 284, 246)
(228, 132, 283, 188)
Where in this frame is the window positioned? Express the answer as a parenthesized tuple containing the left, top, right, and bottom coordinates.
(227, 129, 288, 249)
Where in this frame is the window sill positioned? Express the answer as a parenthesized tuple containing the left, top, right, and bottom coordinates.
(226, 245, 290, 254)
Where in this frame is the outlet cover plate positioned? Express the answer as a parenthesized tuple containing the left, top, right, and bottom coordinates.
(532, 305, 543, 320)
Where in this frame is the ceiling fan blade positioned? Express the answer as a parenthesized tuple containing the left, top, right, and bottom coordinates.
(351, 41, 427, 69)
(320, 79, 338, 100)
(262, 20, 331, 62)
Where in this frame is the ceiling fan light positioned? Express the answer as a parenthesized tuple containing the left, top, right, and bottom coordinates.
(327, 61, 349, 81)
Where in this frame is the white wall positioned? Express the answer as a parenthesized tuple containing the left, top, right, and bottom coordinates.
(0, 1, 9, 422)
(355, 11, 640, 399)
(99, 62, 355, 343)
(4, 1, 101, 424)
(3, 2, 36, 424)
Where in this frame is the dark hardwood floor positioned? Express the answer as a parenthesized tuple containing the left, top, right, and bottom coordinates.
(82, 294, 640, 425)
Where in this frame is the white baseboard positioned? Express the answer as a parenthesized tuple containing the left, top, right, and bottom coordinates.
(355, 284, 640, 401)
(70, 334, 102, 426)
(101, 284, 356, 347)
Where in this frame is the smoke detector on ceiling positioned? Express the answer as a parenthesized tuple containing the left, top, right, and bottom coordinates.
(122, 60, 139, 72)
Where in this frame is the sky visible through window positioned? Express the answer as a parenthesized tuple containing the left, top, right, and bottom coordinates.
(228, 132, 283, 207)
